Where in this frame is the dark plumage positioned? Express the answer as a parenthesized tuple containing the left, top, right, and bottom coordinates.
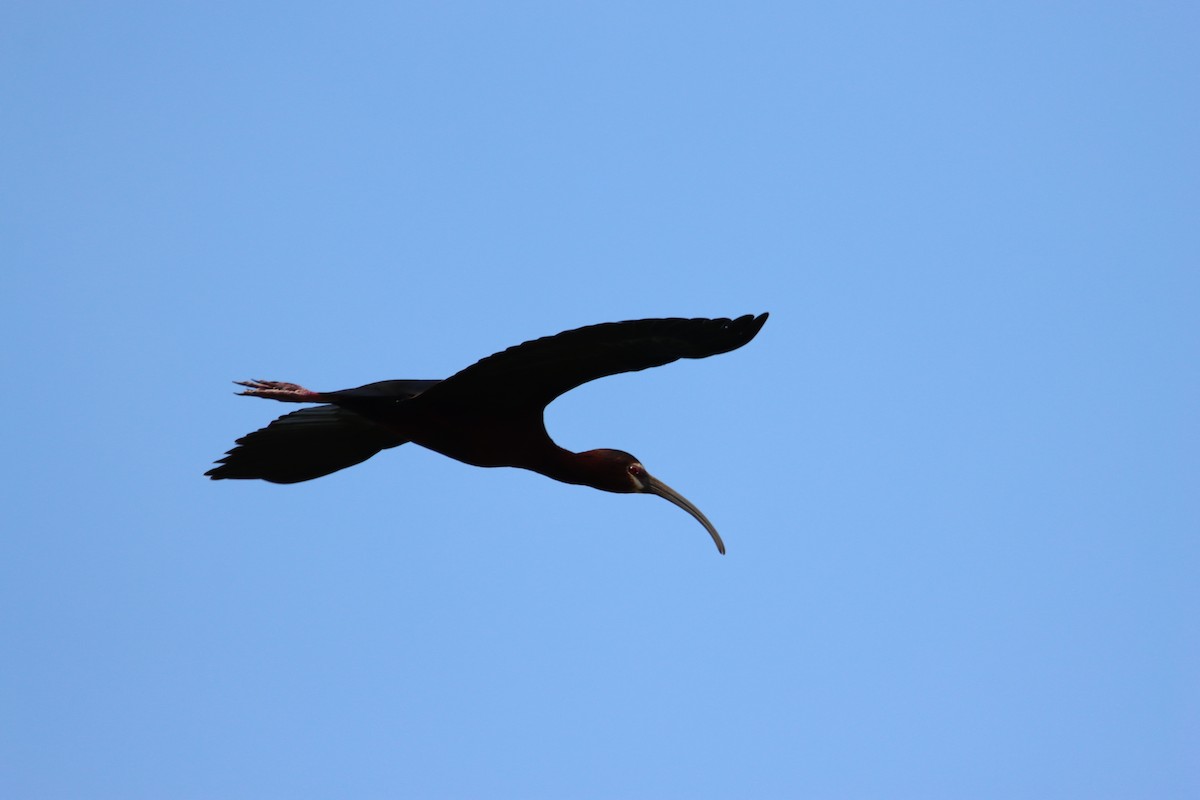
(207, 314, 768, 552)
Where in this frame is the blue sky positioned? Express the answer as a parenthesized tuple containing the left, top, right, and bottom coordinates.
(3, 3, 1196, 798)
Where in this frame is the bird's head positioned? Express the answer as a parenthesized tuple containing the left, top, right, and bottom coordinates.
(578, 449, 726, 554)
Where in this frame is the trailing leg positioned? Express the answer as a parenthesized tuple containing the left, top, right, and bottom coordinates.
(234, 379, 325, 403)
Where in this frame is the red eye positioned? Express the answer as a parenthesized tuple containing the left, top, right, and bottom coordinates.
(628, 464, 644, 476)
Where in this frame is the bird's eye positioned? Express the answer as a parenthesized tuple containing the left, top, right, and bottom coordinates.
(628, 464, 644, 476)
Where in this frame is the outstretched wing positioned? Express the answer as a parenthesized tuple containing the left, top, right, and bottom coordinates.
(421, 314, 768, 411)
(206, 404, 407, 484)
(207, 380, 437, 484)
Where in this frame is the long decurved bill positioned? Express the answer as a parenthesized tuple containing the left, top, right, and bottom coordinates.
(644, 475, 726, 555)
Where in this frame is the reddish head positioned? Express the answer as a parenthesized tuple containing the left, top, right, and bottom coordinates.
(568, 449, 726, 554)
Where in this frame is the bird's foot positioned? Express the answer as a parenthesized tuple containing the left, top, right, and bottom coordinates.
(234, 379, 322, 403)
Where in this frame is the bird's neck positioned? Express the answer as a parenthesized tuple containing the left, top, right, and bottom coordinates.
(522, 446, 590, 485)
(526, 447, 630, 493)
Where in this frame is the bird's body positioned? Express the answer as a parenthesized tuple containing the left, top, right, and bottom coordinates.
(207, 314, 768, 552)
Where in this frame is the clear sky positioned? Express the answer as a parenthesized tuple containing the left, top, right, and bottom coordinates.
(3, 3, 1196, 798)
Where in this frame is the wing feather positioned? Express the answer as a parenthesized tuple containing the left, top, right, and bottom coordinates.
(422, 314, 767, 410)
(205, 382, 437, 483)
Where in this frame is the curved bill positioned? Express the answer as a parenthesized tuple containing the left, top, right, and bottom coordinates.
(644, 474, 726, 555)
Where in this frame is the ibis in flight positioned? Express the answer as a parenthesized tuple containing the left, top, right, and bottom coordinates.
(207, 314, 768, 553)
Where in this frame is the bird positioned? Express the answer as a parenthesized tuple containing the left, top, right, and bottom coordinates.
(207, 313, 768, 553)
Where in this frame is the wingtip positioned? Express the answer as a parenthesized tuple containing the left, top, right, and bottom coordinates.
(737, 311, 769, 341)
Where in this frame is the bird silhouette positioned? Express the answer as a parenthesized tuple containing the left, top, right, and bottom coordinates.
(207, 313, 768, 553)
